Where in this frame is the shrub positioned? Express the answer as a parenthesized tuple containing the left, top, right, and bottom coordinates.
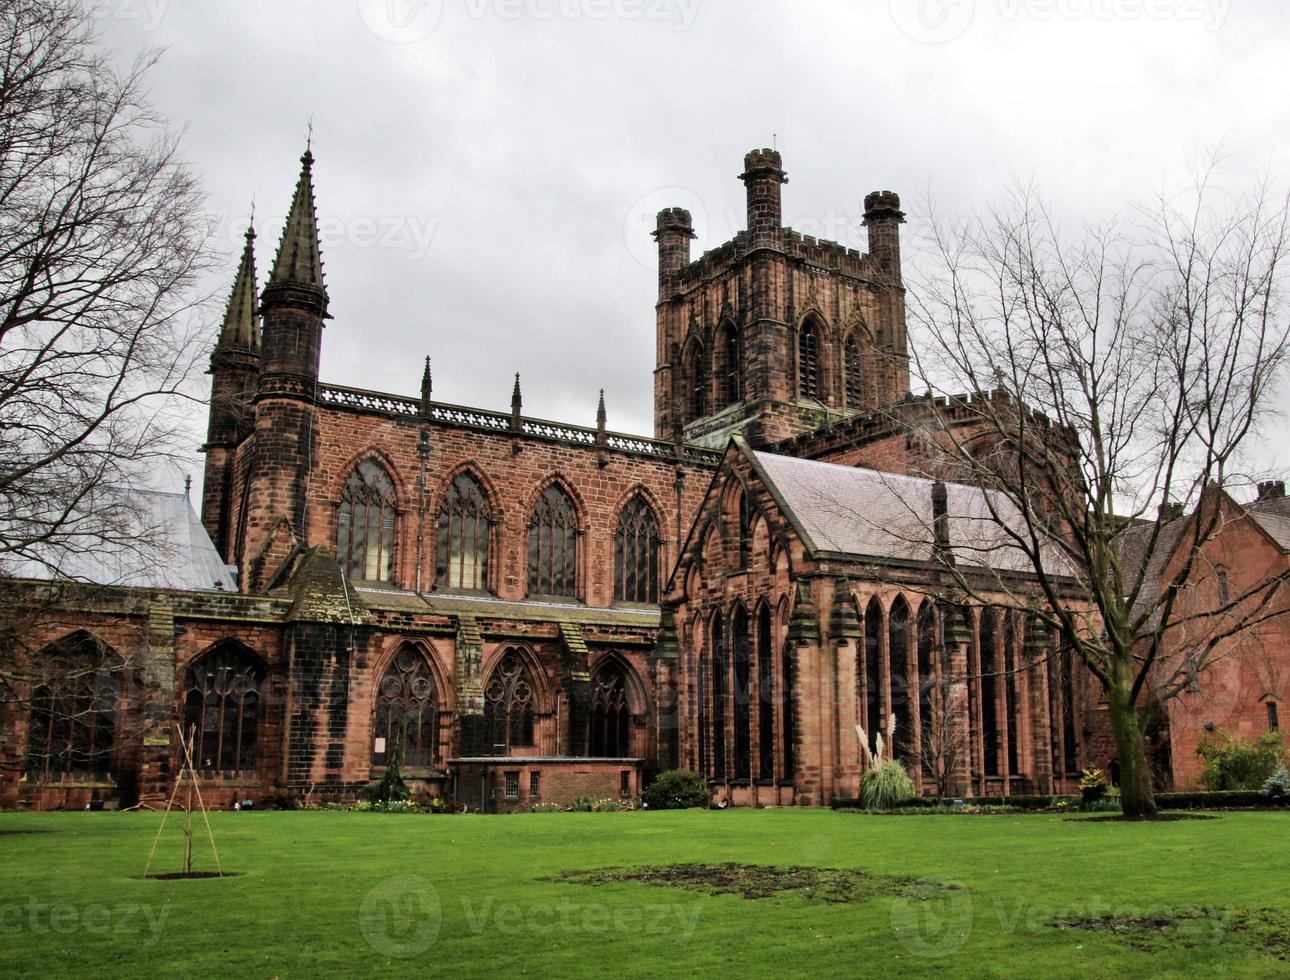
(860, 759, 915, 812)
(1196, 728, 1285, 791)
(367, 720, 411, 804)
(264, 787, 299, 811)
(642, 770, 711, 810)
(1079, 767, 1108, 804)
(1262, 765, 1289, 800)
(1157, 789, 1290, 809)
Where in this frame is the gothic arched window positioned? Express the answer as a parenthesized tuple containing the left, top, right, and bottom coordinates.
(798, 319, 822, 400)
(338, 460, 397, 582)
(710, 611, 727, 778)
(436, 473, 491, 591)
(528, 485, 578, 597)
(614, 496, 659, 603)
(184, 645, 264, 773)
(484, 650, 536, 752)
(25, 633, 120, 781)
(863, 598, 883, 754)
(589, 661, 631, 757)
(888, 595, 911, 761)
(756, 603, 775, 780)
(844, 331, 864, 408)
(732, 605, 752, 781)
(716, 322, 741, 407)
(374, 646, 439, 768)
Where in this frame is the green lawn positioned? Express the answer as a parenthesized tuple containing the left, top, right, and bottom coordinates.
(0, 808, 1286, 977)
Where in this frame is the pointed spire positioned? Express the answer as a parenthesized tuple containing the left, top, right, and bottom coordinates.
(420, 356, 433, 416)
(596, 389, 607, 445)
(217, 224, 260, 351)
(266, 146, 328, 310)
(510, 373, 523, 432)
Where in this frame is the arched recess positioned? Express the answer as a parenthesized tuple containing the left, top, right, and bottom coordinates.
(721, 476, 752, 569)
(587, 654, 648, 757)
(797, 312, 827, 401)
(980, 607, 1000, 777)
(888, 595, 912, 762)
(182, 640, 266, 774)
(372, 642, 443, 768)
(435, 463, 500, 592)
(482, 646, 546, 754)
(714, 320, 741, 408)
(613, 491, 662, 604)
(25, 632, 125, 781)
(526, 476, 584, 599)
(681, 335, 706, 423)
(337, 457, 399, 583)
(916, 600, 939, 773)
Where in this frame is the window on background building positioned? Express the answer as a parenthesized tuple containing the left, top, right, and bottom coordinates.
(1217, 569, 1231, 605)
(484, 650, 536, 752)
(529, 771, 541, 799)
(620, 770, 630, 797)
(337, 460, 397, 582)
(614, 497, 659, 603)
(373, 647, 439, 768)
(716, 322, 741, 407)
(436, 473, 490, 591)
(528, 485, 578, 597)
(504, 771, 520, 800)
(25, 633, 121, 782)
(184, 645, 264, 773)
(684, 342, 705, 422)
(798, 320, 821, 400)
(1270, 702, 1280, 732)
(844, 331, 864, 408)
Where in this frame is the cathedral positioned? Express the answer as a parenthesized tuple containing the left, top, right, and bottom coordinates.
(10, 146, 1281, 811)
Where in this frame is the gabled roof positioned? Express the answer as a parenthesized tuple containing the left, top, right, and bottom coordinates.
(1249, 496, 1290, 550)
(745, 447, 1060, 573)
(3, 491, 237, 592)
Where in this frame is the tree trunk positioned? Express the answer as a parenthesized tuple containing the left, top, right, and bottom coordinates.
(1107, 682, 1158, 819)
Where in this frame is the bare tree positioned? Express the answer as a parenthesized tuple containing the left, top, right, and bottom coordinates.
(920, 675, 969, 800)
(0, 0, 213, 771)
(896, 170, 1290, 817)
(0, 0, 212, 580)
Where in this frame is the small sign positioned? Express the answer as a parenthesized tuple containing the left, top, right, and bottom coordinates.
(374, 737, 387, 754)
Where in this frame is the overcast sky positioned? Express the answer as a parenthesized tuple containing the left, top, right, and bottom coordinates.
(92, 0, 1287, 486)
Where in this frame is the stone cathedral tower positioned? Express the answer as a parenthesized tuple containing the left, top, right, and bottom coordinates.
(653, 149, 910, 449)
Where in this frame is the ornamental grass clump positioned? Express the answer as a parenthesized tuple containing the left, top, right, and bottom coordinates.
(856, 715, 915, 812)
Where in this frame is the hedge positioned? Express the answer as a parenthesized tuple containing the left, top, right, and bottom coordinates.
(830, 790, 1290, 811)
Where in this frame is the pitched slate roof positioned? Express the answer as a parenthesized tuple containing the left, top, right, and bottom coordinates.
(1249, 496, 1290, 550)
(4, 491, 237, 592)
(747, 448, 1065, 575)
